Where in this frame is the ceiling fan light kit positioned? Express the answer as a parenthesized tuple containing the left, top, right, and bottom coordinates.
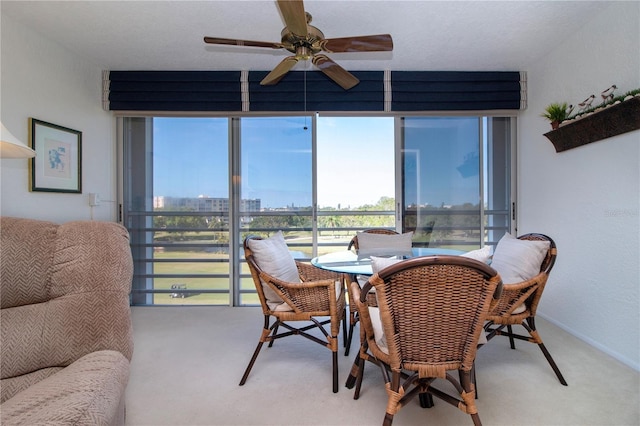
(204, 0, 393, 90)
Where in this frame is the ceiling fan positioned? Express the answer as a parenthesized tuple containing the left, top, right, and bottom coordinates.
(203, 0, 393, 90)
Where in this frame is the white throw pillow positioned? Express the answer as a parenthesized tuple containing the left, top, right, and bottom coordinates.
(460, 245, 493, 263)
(357, 231, 413, 257)
(491, 233, 550, 284)
(247, 231, 299, 311)
(368, 307, 389, 354)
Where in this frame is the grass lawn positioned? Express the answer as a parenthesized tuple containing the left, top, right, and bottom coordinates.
(143, 235, 477, 305)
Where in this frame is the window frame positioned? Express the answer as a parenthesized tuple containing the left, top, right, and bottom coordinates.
(117, 112, 517, 307)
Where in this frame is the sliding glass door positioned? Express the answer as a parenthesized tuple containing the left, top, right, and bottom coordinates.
(316, 116, 396, 252)
(237, 116, 314, 305)
(121, 114, 513, 306)
(124, 117, 230, 305)
(401, 117, 513, 250)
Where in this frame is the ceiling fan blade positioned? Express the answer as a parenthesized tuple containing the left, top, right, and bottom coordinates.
(260, 56, 300, 85)
(322, 34, 394, 53)
(204, 36, 283, 50)
(277, 0, 308, 36)
(312, 54, 360, 90)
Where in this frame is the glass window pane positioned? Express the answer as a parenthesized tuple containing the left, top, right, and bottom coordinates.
(239, 117, 312, 305)
(402, 117, 481, 249)
(240, 117, 312, 210)
(317, 117, 394, 210)
(484, 117, 512, 245)
(124, 117, 229, 306)
(317, 117, 395, 254)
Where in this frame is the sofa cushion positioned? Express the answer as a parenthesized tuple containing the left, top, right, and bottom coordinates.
(0, 350, 129, 426)
(0, 217, 57, 309)
(1, 367, 63, 404)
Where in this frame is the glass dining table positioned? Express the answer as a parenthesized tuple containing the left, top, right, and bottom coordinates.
(311, 247, 465, 276)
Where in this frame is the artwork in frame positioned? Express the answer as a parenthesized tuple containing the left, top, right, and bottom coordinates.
(29, 118, 82, 193)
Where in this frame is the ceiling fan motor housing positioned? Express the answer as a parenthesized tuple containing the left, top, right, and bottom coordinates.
(281, 24, 325, 59)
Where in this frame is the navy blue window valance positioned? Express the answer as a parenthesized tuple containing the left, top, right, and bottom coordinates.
(248, 71, 384, 112)
(104, 70, 525, 112)
(392, 71, 523, 111)
(106, 71, 242, 111)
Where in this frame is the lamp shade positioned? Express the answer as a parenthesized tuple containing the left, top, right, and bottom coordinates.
(1, 122, 36, 158)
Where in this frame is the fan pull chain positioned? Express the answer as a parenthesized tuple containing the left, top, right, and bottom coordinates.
(303, 68, 308, 130)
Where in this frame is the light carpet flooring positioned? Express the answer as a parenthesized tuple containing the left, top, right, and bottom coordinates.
(125, 306, 639, 426)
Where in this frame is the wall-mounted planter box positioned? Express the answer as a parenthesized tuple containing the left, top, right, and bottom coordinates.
(544, 96, 640, 152)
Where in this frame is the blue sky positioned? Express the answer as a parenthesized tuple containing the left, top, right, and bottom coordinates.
(153, 116, 395, 208)
(153, 116, 480, 209)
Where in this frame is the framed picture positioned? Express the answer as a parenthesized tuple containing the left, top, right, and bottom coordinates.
(29, 118, 82, 193)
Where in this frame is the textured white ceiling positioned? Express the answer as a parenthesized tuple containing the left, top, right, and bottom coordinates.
(1, 1, 613, 73)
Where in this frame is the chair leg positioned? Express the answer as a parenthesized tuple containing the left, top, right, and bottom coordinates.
(471, 361, 478, 399)
(460, 370, 482, 426)
(239, 340, 265, 386)
(383, 413, 394, 426)
(537, 341, 568, 385)
(419, 392, 434, 408)
(332, 348, 339, 393)
(342, 307, 348, 348)
(345, 321, 356, 356)
(345, 351, 361, 389)
(268, 322, 279, 348)
(507, 324, 516, 349)
(240, 316, 274, 386)
(471, 413, 482, 426)
(522, 320, 568, 386)
(353, 355, 365, 400)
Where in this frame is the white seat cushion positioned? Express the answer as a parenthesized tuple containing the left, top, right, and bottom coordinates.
(368, 307, 389, 354)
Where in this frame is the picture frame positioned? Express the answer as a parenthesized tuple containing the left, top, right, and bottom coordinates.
(29, 118, 82, 193)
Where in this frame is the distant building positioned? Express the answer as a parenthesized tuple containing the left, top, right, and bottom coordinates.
(154, 196, 261, 212)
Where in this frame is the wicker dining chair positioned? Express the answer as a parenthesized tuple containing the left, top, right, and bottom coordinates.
(240, 235, 347, 393)
(344, 229, 399, 356)
(483, 233, 567, 385)
(349, 256, 503, 426)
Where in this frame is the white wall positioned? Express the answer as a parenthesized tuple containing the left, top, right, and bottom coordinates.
(0, 15, 116, 223)
(519, 2, 639, 370)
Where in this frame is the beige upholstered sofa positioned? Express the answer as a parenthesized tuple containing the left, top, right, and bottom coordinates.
(1, 217, 134, 425)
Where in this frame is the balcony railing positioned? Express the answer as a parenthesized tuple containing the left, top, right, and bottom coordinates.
(125, 208, 509, 306)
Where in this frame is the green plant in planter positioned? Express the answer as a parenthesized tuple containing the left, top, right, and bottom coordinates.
(541, 102, 571, 129)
